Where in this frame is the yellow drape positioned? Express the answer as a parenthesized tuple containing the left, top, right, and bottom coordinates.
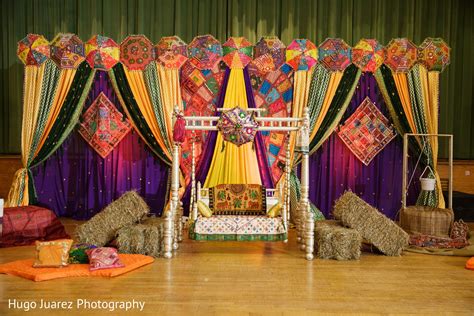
(418, 66, 445, 208)
(156, 63, 183, 150)
(289, 68, 314, 165)
(35, 69, 76, 155)
(6, 65, 46, 207)
(204, 69, 261, 187)
(392, 73, 418, 136)
(123, 69, 172, 162)
(310, 71, 343, 141)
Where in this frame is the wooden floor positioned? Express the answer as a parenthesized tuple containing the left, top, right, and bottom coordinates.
(0, 220, 473, 315)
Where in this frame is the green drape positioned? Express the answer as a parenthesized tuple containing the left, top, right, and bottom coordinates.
(309, 64, 361, 154)
(110, 63, 172, 166)
(0, 0, 472, 158)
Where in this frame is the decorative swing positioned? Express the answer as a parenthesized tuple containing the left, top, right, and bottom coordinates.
(161, 106, 315, 260)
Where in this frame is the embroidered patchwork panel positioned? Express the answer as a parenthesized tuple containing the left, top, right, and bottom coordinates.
(78, 92, 132, 158)
(209, 184, 266, 215)
(337, 97, 396, 165)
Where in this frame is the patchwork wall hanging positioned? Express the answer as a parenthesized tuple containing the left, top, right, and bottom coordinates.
(222, 37, 253, 69)
(337, 97, 397, 166)
(352, 39, 384, 72)
(17, 34, 50, 66)
(187, 35, 223, 70)
(286, 39, 318, 71)
(85, 35, 120, 70)
(217, 107, 258, 146)
(418, 38, 450, 72)
(120, 35, 154, 70)
(385, 38, 418, 72)
(318, 38, 352, 72)
(78, 92, 132, 158)
(50, 33, 85, 69)
(155, 36, 188, 69)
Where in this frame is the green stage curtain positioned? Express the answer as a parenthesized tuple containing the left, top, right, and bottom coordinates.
(0, 0, 472, 158)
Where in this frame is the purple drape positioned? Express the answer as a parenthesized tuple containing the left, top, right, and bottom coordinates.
(244, 67, 275, 189)
(309, 72, 419, 219)
(32, 71, 169, 220)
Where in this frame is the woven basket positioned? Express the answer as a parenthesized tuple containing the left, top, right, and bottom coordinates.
(400, 206, 454, 237)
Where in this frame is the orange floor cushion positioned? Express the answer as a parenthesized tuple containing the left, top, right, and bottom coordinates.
(467, 257, 474, 270)
(0, 254, 154, 282)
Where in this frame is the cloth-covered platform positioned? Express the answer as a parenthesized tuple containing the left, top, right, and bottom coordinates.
(189, 215, 287, 241)
(0, 254, 154, 281)
(0, 206, 69, 248)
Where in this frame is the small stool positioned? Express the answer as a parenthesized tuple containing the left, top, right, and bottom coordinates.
(315, 221, 362, 260)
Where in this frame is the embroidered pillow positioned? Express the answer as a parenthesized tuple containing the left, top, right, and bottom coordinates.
(69, 243, 98, 264)
(197, 201, 213, 218)
(451, 220, 469, 240)
(86, 247, 124, 271)
(33, 239, 73, 268)
(209, 184, 266, 215)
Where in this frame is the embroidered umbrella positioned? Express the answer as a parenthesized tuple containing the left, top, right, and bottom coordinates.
(318, 38, 352, 72)
(120, 35, 155, 70)
(217, 107, 258, 147)
(385, 38, 417, 72)
(352, 39, 385, 72)
(17, 34, 50, 66)
(155, 36, 188, 69)
(222, 37, 253, 69)
(254, 36, 286, 70)
(50, 33, 85, 69)
(187, 35, 223, 70)
(286, 39, 318, 71)
(418, 38, 450, 72)
(85, 35, 120, 70)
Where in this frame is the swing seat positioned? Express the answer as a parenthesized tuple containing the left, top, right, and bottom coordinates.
(189, 184, 287, 241)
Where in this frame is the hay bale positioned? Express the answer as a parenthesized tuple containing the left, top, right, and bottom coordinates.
(315, 220, 362, 260)
(333, 191, 408, 256)
(76, 191, 149, 246)
(116, 223, 162, 258)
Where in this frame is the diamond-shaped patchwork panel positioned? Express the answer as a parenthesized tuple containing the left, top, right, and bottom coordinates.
(337, 97, 396, 165)
(78, 92, 132, 158)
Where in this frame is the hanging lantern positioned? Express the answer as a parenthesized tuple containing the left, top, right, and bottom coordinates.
(17, 34, 50, 66)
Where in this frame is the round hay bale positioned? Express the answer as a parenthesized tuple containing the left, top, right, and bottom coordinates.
(75, 191, 150, 246)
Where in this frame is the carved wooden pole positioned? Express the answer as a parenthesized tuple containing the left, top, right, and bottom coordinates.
(191, 136, 198, 221)
(282, 132, 290, 242)
(299, 107, 314, 260)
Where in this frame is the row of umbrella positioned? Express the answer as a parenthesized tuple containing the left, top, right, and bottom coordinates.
(17, 34, 450, 73)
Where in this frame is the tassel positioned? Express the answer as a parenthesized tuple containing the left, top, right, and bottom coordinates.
(221, 141, 226, 152)
(173, 115, 186, 143)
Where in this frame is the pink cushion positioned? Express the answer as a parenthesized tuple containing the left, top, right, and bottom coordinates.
(86, 247, 124, 271)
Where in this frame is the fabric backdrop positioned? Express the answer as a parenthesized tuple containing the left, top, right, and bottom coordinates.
(0, 0, 472, 159)
(309, 72, 420, 219)
(32, 71, 169, 219)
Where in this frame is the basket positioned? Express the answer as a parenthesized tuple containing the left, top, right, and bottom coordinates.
(400, 206, 454, 237)
(419, 166, 436, 191)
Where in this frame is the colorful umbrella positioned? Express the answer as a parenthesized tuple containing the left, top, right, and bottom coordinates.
(120, 35, 155, 70)
(352, 39, 385, 72)
(384, 38, 417, 72)
(418, 38, 450, 72)
(187, 35, 223, 70)
(318, 38, 351, 72)
(155, 36, 188, 69)
(85, 35, 120, 70)
(222, 37, 253, 69)
(17, 34, 50, 66)
(50, 33, 85, 69)
(286, 39, 318, 71)
(254, 36, 286, 70)
(217, 107, 258, 147)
